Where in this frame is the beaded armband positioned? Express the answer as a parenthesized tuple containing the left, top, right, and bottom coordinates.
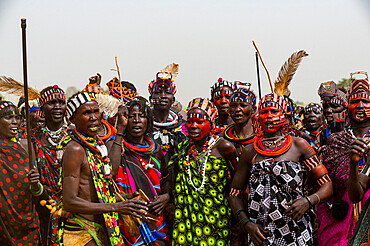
(230, 188, 244, 198)
(303, 155, 331, 186)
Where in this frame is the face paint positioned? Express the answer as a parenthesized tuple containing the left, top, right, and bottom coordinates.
(259, 106, 286, 133)
(348, 93, 370, 122)
(186, 117, 211, 141)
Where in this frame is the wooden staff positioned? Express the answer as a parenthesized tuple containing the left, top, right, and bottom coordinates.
(255, 51, 262, 100)
(252, 40, 273, 93)
(115, 56, 123, 103)
(21, 18, 33, 169)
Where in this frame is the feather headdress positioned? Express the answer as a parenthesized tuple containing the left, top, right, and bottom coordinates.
(95, 93, 120, 118)
(0, 76, 40, 100)
(274, 50, 308, 97)
(160, 63, 179, 80)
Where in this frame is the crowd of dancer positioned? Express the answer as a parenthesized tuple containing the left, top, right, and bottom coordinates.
(0, 59, 370, 246)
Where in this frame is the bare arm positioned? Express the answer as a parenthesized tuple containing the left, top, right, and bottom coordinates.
(107, 106, 127, 176)
(63, 141, 148, 217)
(348, 139, 370, 203)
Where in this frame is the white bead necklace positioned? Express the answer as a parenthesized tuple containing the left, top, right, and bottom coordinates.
(186, 135, 219, 192)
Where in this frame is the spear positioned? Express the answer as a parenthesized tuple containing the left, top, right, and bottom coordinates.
(21, 18, 33, 169)
(252, 40, 273, 93)
(115, 56, 123, 103)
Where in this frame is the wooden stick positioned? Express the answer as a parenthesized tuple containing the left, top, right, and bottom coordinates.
(252, 40, 273, 93)
(115, 56, 123, 103)
(21, 18, 33, 169)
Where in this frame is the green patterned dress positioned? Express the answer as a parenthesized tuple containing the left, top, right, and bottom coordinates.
(169, 140, 232, 246)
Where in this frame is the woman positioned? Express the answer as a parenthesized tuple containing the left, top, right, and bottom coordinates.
(0, 101, 40, 245)
(162, 97, 237, 245)
(109, 100, 169, 245)
(229, 93, 333, 245)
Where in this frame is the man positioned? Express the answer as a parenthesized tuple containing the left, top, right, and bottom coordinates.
(302, 103, 324, 152)
(211, 77, 234, 134)
(317, 81, 348, 147)
(31, 85, 68, 246)
(317, 72, 370, 245)
(229, 93, 333, 245)
(162, 97, 238, 245)
(149, 70, 187, 164)
(60, 91, 148, 246)
(108, 100, 169, 245)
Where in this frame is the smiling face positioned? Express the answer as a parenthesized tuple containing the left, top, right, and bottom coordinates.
(42, 97, 66, 125)
(186, 108, 211, 141)
(126, 105, 148, 139)
(150, 85, 175, 111)
(348, 92, 370, 123)
(229, 101, 254, 125)
(259, 105, 286, 134)
(71, 101, 101, 137)
(212, 86, 233, 116)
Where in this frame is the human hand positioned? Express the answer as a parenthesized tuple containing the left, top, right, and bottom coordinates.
(115, 199, 148, 219)
(148, 193, 170, 215)
(89, 73, 102, 85)
(349, 139, 367, 164)
(26, 168, 41, 191)
(116, 105, 128, 133)
(245, 222, 268, 246)
(284, 197, 310, 221)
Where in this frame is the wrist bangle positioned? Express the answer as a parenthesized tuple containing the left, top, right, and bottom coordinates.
(305, 196, 312, 207)
(30, 182, 43, 197)
(239, 217, 251, 232)
(116, 132, 124, 137)
(313, 193, 321, 205)
(234, 209, 246, 218)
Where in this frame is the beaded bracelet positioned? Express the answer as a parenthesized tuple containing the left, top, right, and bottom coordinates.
(30, 182, 43, 197)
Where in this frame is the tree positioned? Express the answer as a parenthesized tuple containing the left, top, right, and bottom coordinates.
(337, 78, 351, 91)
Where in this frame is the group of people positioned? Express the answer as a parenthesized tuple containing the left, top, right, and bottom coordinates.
(1, 61, 370, 246)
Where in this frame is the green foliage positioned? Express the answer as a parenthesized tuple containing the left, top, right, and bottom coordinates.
(337, 78, 351, 91)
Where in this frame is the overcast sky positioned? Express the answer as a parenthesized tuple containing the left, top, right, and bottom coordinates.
(0, 0, 369, 106)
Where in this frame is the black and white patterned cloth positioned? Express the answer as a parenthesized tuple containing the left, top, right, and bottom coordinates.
(248, 159, 314, 246)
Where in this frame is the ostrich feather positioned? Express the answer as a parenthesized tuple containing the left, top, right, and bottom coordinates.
(95, 93, 120, 118)
(274, 50, 308, 97)
(0, 76, 40, 100)
(161, 63, 179, 80)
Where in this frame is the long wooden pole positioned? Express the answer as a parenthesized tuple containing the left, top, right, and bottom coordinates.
(252, 40, 273, 93)
(255, 51, 262, 100)
(21, 18, 33, 169)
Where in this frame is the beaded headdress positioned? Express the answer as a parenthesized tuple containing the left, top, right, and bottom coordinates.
(66, 92, 96, 120)
(210, 78, 233, 99)
(40, 85, 66, 106)
(348, 72, 369, 97)
(258, 93, 287, 114)
(187, 98, 218, 121)
(318, 81, 348, 107)
(304, 103, 322, 114)
(106, 77, 137, 102)
(83, 84, 104, 95)
(0, 101, 17, 119)
(230, 81, 256, 106)
(148, 72, 177, 95)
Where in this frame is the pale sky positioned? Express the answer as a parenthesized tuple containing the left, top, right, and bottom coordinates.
(0, 0, 369, 106)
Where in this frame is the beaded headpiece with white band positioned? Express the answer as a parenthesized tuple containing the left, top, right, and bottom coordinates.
(66, 92, 96, 120)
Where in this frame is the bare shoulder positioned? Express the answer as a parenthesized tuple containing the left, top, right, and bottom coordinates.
(216, 137, 237, 160)
(292, 136, 315, 158)
(63, 140, 86, 167)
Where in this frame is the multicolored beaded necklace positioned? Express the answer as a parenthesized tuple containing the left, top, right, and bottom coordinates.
(44, 125, 67, 147)
(224, 124, 255, 144)
(186, 134, 220, 191)
(254, 133, 293, 157)
(122, 135, 156, 154)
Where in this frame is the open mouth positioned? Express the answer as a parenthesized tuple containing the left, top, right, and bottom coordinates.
(131, 126, 143, 132)
(10, 127, 18, 134)
(355, 111, 366, 119)
(89, 124, 100, 132)
(52, 112, 64, 119)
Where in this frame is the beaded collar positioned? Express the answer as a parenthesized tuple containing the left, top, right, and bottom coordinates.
(254, 133, 293, 157)
(153, 109, 180, 128)
(223, 124, 255, 144)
